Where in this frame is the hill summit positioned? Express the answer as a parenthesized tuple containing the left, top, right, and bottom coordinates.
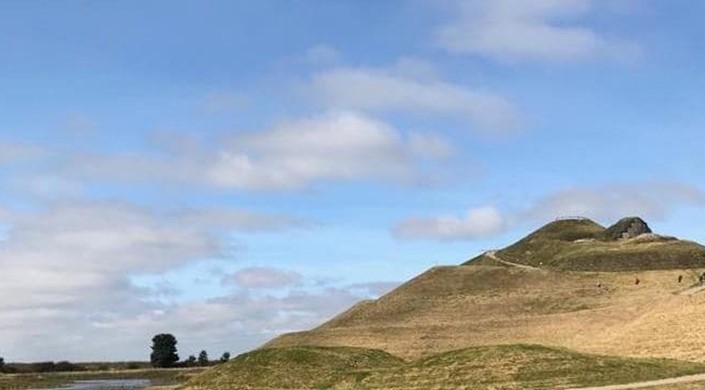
(467, 216, 705, 271)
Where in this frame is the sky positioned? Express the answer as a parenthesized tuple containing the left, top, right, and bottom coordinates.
(1, 0, 705, 362)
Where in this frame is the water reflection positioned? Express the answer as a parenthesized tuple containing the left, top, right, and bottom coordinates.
(48, 379, 151, 389)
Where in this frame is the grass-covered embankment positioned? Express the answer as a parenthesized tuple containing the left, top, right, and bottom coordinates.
(184, 346, 403, 390)
(181, 344, 705, 389)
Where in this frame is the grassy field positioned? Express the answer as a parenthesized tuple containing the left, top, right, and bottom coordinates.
(0, 367, 205, 390)
(181, 344, 705, 390)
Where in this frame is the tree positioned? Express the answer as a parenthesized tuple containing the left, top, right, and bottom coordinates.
(150, 334, 179, 368)
(198, 350, 209, 366)
(186, 355, 197, 367)
(219, 352, 231, 363)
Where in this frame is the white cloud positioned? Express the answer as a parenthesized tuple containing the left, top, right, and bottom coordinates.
(393, 205, 506, 240)
(408, 133, 454, 160)
(207, 111, 450, 190)
(80, 286, 371, 362)
(392, 182, 705, 241)
(7, 175, 85, 199)
(309, 62, 519, 132)
(230, 267, 302, 289)
(10, 113, 451, 192)
(523, 182, 705, 222)
(436, 0, 640, 63)
(0, 201, 304, 360)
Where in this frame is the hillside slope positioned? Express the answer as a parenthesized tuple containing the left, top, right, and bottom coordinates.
(266, 218, 705, 361)
(266, 264, 705, 361)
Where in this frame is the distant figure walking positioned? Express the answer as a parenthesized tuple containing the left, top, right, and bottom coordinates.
(635, 277, 640, 285)
(678, 275, 683, 283)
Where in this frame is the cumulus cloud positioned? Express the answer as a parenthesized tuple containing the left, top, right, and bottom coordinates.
(393, 205, 506, 240)
(308, 62, 519, 132)
(0, 201, 305, 360)
(29, 112, 451, 192)
(436, 0, 640, 63)
(230, 267, 302, 289)
(207, 111, 452, 190)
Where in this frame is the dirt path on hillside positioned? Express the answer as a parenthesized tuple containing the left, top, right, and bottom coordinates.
(486, 250, 541, 271)
(679, 283, 705, 295)
(569, 373, 705, 389)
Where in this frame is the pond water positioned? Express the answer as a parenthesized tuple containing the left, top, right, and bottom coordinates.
(47, 379, 151, 389)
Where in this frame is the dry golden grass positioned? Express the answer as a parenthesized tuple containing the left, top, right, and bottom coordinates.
(266, 265, 705, 363)
(267, 218, 705, 362)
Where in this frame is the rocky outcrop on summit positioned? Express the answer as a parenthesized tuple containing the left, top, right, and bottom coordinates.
(604, 217, 652, 240)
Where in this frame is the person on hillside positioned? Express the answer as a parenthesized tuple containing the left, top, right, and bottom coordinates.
(678, 275, 683, 283)
(635, 277, 640, 285)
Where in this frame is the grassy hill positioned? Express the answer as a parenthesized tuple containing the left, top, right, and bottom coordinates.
(467, 218, 705, 271)
(194, 216, 705, 388)
(182, 344, 705, 390)
(265, 264, 705, 361)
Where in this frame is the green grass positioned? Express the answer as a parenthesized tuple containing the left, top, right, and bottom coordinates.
(180, 345, 705, 390)
(467, 218, 705, 271)
(183, 346, 404, 390)
(353, 345, 705, 389)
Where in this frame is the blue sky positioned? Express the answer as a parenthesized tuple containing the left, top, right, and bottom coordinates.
(1, 0, 705, 362)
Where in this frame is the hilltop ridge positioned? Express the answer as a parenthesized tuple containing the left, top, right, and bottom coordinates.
(467, 216, 705, 271)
